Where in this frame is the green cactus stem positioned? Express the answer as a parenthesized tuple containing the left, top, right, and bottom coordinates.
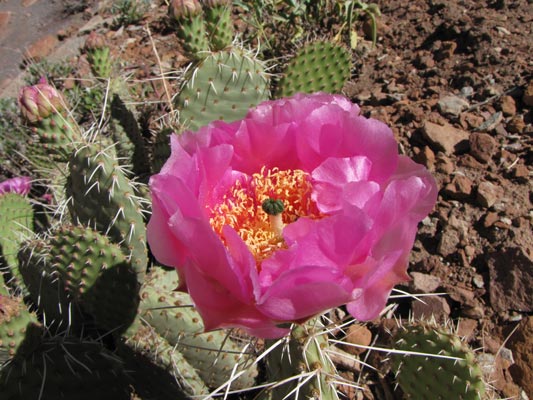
(276, 41, 352, 98)
(177, 49, 270, 131)
(84, 31, 113, 79)
(169, 0, 210, 59)
(0, 294, 40, 364)
(262, 319, 338, 400)
(0, 193, 34, 291)
(391, 322, 485, 400)
(138, 267, 259, 390)
(203, 0, 234, 51)
(66, 144, 148, 280)
(0, 337, 132, 400)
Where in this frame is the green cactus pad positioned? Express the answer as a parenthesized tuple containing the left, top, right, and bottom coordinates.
(150, 127, 173, 173)
(204, 2, 234, 51)
(391, 323, 485, 400)
(0, 193, 34, 290)
(139, 267, 258, 390)
(121, 319, 210, 396)
(27, 112, 82, 166)
(276, 41, 352, 98)
(176, 14, 210, 60)
(49, 224, 140, 333)
(87, 47, 112, 79)
(66, 144, 148, 279)
(0, 294, 40, 364)
(0, 338, 132, 400)
(18, 239, 80, 333)
(177, 49, 270, 131)
(264, 320, 338, 400)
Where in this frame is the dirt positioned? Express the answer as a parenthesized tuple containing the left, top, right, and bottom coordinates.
(0, 0, 532, 398)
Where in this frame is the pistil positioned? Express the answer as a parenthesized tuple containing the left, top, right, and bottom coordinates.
(261, 198, 285, 238)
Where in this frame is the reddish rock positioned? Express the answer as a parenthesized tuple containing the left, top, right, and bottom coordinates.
(24, 34, 59, 61)
(513, 164, 530, 181)
(411, 295, 450, 320)
(476, 181, 504, 208)
(508, 316, 533, 397)
(469, 132, 496, 163)
(456, 318, 477, 341)
(522, 80, 533, 107)
(342, 324, 373, 356)
(506, 115, 526, 133)
(422, 121, 470, 155)
(443, 175, 473, 200)
(489, 247, 533, 313)
(483, 211, 499, 228)
(435, 154, 455, 174)
(0, 12, 11, 34)
(410, 272, 441, 293)
(437, 226, 460, 257)
(499, 95, 516, 116)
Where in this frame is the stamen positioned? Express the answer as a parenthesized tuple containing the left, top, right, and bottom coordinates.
(208, 167, 322, 266)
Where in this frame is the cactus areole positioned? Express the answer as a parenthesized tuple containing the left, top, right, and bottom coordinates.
(147, 93, 438, 338)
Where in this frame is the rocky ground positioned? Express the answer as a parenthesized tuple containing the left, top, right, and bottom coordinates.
(0, 0, 531, 399)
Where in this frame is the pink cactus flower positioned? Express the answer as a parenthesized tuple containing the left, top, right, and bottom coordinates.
(0, 176, 31, 196)
(148, 93, 438, 338)
(18, 79, 65, 123)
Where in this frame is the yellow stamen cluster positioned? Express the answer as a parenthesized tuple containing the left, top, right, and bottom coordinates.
(208, 167, 321, 265)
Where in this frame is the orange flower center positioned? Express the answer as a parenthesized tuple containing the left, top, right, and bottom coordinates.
(208, 167, 322, 265)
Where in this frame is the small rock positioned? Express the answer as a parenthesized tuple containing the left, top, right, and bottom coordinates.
(508, 316, 533, 396)
(507, 116, 526, 133)
(434, 40, 457, 61)
(437, 226, 460, 257)
(443, 175, 473, 200)
(437, 95, 470, 116)
(460, 86, 474, 97)
(499, 95, 517, 116)
(413, 146, 436, 171)
(411, 295, 450, 320)
(24, 34, 59, 61)
(513, 164, 530, 182)
(476, 111, 503, 132)
(489, 247, 533, 313)
(522, 80, 533, 107)
(469, 132, 496, 163)
(22, 0, 38, 6)
(476, 181, 504, 208)
(342, 324, 372, 356)
(410, 272, 441, 293)
(456, 318, 477, 341)
(435, 154, 455, 174)
(422, 121, 470, 155)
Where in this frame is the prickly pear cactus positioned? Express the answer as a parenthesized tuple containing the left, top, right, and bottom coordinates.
(84, 31, 113, 79)
(0, 294, 40, 364)
(66, 144, 148, 279)
(177, 49, 270, 131)
(391, 323, 485, 400)
(0, 337, 132, 400)
(0, 193, 34, 289)
(49, 224, 140, 333)
(276, 41, 352, 98)
(150, 127, 173, 173)
(169, 0, 210, 60)
(138, 267, 259, 390)
(203, 0, 234, 51)
(262, 320, 338, 400)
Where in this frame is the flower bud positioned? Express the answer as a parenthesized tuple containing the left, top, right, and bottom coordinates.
(169, 0, 202, 20)
(18, 81, 65, 123)
(84, 31, 107, 51)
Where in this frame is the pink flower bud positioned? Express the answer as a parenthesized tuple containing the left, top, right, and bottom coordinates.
(18, 81, 65, 123)
(169, 0, 202, 20)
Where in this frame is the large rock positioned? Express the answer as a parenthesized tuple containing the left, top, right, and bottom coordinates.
(422, 121, 470, 155)
(488, 247, 533, 313)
